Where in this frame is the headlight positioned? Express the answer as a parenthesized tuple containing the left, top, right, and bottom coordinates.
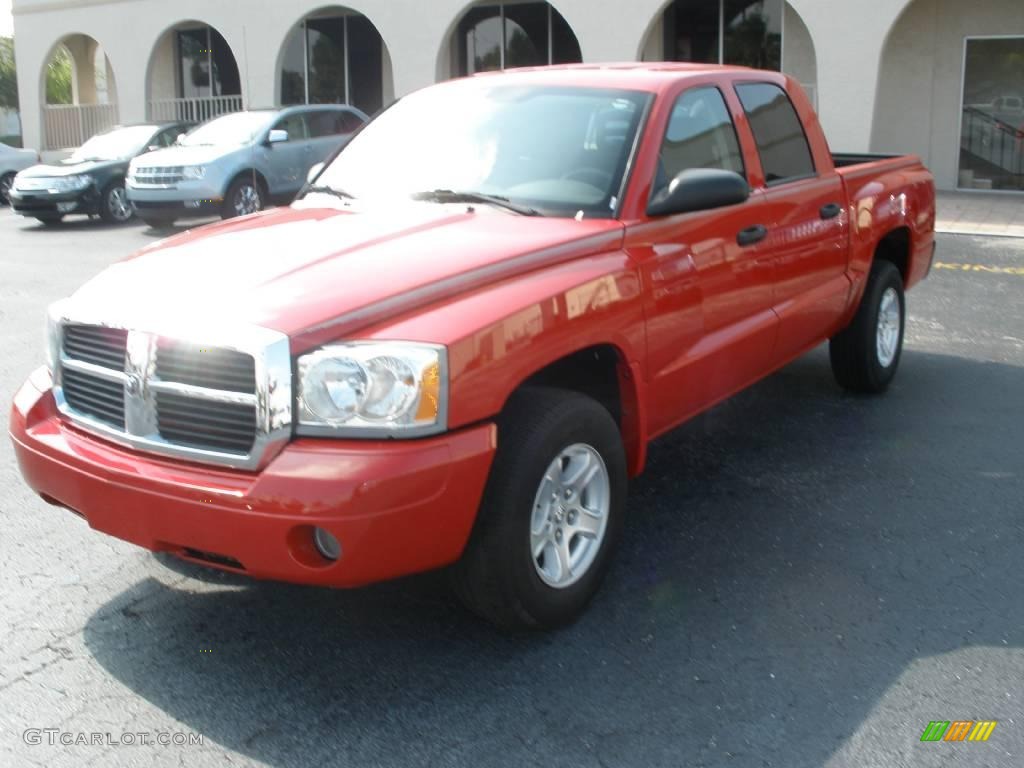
(55, 175, 91, 192)
(296, 342, 447, 437)
(181, 166, 206, 180)
(44, 300, 67, 372)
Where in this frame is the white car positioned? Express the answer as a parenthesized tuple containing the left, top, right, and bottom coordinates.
(0, 142, 40, 204)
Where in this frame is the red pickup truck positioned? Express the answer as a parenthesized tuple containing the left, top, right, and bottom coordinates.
(10, 64, 935, 629)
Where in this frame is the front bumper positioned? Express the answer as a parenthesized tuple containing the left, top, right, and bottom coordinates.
(127, 180, 224, 218)
(9, 187, 99, 217)
(10, 368, 496, 587)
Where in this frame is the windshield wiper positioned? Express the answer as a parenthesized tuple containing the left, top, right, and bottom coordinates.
(303, 185, 357, 202)
(412, 189, 541, 216)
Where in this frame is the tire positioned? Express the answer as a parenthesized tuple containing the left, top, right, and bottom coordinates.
(221, 175, 264, 219)
(451, 387, 627, 630)
(99, 180, 133, 223)
(829, 260, 905, 393)
(0, 171, 15, 205)
(35, 215, 63, 226)
(138, 215, 176, 229)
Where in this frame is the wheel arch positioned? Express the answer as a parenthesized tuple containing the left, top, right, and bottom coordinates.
(223, 169, 269, 199)
(500, 343, 647, 478)
(873, 226, 912, 285)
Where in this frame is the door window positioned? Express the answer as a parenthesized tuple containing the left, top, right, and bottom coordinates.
(273, 114, 309, 142)
(307, 110, 360, 138)
(654, 86, 744, 198)
(735, 82, 815, 185)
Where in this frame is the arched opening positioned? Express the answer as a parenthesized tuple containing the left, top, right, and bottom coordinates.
(39, 34, 119, 150)
(146, 21, 242, 123)
(873, 0, 1023, 192)
(640, 0, 783, 69)
(440, 2, 582, 80)
(276, 7, 394, 115)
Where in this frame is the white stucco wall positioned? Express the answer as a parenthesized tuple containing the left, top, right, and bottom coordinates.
(13, 0, 1020, 191)
(872, 0, 1024, 190)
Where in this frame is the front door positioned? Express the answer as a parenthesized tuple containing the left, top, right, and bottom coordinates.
(631, 84, 777, 438)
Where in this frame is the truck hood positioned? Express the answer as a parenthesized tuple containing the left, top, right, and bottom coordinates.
(134, 144, 240, 167)
(68, 204, 623, 348)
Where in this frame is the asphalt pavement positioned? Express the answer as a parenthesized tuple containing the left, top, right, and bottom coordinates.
(1, 207, 1022, 768)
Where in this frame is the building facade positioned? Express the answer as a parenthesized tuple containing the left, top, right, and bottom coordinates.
(11, 0, 1024, 192)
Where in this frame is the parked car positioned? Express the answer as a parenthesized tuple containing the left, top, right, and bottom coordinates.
(7, 123, 191, 225)
(0, 141, 40, 205)
(126, 105, 368, 228)
(10, 65, 936, 629)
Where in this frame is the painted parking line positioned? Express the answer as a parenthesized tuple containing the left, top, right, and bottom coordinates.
(932, 262, 1024, 276)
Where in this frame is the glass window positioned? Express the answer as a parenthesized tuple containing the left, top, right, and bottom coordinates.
(279, 16, 385, 116)
(663, 0, 719, 64)
(735, 82, 815, 184)
(314, 82, 649, 219)
(662, 0, 782, 71)
(655, 87, 744, 196)
(724, 0, 781, 70)
(307, 18, 346, 105)
(274, 113, 309, 141)
(176, 27, 240, 99)
(457, 3, 581, 76)
(307, 110, 362, 138)
(959, 37, 1024, 192)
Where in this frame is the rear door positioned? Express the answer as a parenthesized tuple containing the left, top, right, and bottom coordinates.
(306, 109, 360, 164)
(733, 82, 849, 360)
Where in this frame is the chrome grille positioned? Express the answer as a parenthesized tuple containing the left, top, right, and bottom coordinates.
(60, 365, 125, 429)
(63, 324, 127, 369)
(156, 339, 256, 393)
(156, 392, 257, 454)
(53, 320, 292, 470)
(130, 166, 184, 186)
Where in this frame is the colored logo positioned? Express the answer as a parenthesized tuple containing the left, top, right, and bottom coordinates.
(920, 721, 997, 742)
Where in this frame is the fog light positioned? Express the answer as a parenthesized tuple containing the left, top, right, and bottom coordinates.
(56, 202, 77, 213)
(313, 527, 341, 561)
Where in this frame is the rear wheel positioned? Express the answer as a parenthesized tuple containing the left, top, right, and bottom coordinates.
(221, 176, 264, 219)
(829, 260, 905, 393)
(99, 181, 133, 223)
(0, 171, 15, 204)
(451, 387, 627, 629)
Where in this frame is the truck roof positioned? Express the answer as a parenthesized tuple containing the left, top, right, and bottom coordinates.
(466, 62, 769, 93)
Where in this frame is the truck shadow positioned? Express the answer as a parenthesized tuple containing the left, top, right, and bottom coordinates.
(82, 348, 1023, 767)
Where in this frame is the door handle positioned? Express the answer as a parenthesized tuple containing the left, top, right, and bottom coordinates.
(737, 224, 768, 247)
(820, 202, 842, 220)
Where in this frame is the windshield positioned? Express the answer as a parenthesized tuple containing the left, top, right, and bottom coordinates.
(313, 82, 650, 218)
(180, 112, 275, 147)
(68, 126, 158, 162)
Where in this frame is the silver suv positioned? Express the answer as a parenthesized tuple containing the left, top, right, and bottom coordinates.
(126, 105, 367, 227)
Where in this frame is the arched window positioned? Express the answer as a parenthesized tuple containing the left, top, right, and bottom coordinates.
(456, 2, 581, 76)
(662, 0, 782, 71)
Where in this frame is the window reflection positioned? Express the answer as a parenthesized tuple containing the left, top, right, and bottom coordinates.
(663, 0, 782, 71)
(279, 14, 385, 115)
(959, 37, 1024, 192)
(457, 2, 581, 76)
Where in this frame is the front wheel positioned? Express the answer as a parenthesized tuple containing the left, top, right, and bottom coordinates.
(221, 177, 264, 219)
(451, 387, 627, 629)
(0, 171, 15, 204)
(99, 181, 133, 223)
(829, 260, 905, 393)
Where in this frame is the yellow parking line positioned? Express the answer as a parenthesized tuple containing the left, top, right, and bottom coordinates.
(933, 262, 1024, 276)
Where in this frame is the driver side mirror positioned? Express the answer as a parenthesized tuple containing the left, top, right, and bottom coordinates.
(647, 169, 750, 217)
(266, 129, 289, 145)
(306, 162, 325, 184)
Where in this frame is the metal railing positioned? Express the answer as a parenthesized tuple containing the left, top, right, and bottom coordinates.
(960, 106, 1023, 189)
(42, 103, 120, 150)
(148, 95, 245, 124)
